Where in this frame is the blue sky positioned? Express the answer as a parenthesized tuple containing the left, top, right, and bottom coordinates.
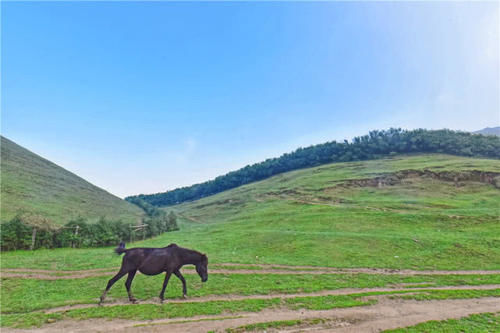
(2, 1, 498, 198)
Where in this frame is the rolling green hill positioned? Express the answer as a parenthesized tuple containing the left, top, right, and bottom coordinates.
(130, 129, 500, 207)
(0, 136, 145, 226)
(156, 154, 500, 270)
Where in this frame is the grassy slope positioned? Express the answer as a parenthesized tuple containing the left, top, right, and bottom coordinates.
(2, 154, 498, 271)
(162, 154, 500, 270)
(0, 136, 144, 225)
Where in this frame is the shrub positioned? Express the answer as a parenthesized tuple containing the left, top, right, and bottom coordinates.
(0, 211, 179, 251)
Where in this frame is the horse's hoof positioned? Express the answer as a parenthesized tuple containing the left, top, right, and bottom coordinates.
(182, 294, 188, 299)
(130, 299, 138, 304)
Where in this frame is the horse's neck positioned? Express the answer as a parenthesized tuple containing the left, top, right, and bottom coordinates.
(181, 249, 202, 265)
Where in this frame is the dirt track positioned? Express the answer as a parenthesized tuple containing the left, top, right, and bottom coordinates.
(2, 263, 499, 332)
(42, 284, 500, 314)
(3, 263, 500, 280)
(3, 297, 499, 333)
(128, 297, 500, 333)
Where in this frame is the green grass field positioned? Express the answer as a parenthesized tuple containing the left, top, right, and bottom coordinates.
(3, 272, 499, 313)
(0, 136, 144, 225)
(1, 154, 499, 331)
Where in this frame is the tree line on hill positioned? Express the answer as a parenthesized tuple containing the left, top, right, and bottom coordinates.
(127, 128, 500, 207)
(0, 205, 179, 251)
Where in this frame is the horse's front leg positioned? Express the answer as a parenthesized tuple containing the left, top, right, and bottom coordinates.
(174, 269, 187, 298)
(159, 271, 172, 303)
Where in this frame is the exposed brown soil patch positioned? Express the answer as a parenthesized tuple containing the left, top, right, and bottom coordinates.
(1, 268, 114, 274)
(1, 271, 118, 280)
(176, 213, 203, 223)
(335, 169, 500, 189)
(216, 263, 500, 276)
(191, 198, 244, 210)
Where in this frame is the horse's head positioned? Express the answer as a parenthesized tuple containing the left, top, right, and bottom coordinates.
(196, 254, 208, 282)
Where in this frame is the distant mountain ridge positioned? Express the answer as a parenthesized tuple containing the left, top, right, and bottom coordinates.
(128, 128, 500, 207)
(474, 127, 500, 136)
(0, 136, 145, 225)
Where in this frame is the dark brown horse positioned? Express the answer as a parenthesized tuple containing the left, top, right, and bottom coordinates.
(99, 243, 208, 304)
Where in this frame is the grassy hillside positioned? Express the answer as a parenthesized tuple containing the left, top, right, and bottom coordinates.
(155, 154, 500, 270)
(1, 154, 499, 270)
(130, 129, 500, 207)
(0, 136, 144, 226)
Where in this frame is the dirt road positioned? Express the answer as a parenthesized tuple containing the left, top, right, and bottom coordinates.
(2, 263, 498, 332)
(3, 296, 499, 333)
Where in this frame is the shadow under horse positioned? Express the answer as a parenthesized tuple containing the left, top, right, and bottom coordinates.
(99, 243, 208, 304)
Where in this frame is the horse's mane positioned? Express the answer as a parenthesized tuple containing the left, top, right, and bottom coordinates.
(166, 243, 207, 262)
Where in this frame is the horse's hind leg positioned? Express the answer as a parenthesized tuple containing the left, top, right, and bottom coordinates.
(173, 270, 188, 298)
(99, 269, 128, 305)
(125, 270, 138, 303)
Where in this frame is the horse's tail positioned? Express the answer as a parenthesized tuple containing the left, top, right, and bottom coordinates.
(115, 242, 126, 255)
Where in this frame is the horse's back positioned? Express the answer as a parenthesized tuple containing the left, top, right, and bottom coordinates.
(137, 248, 173, 275)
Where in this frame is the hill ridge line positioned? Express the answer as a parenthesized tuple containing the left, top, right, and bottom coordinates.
(0, 136, 145, 227)
(127, 129, 500, 207)
(0, 136, 122, 200)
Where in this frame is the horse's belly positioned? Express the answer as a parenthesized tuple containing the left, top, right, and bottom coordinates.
(139, 267, 164, 275)
(138, 255, 167, 275)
